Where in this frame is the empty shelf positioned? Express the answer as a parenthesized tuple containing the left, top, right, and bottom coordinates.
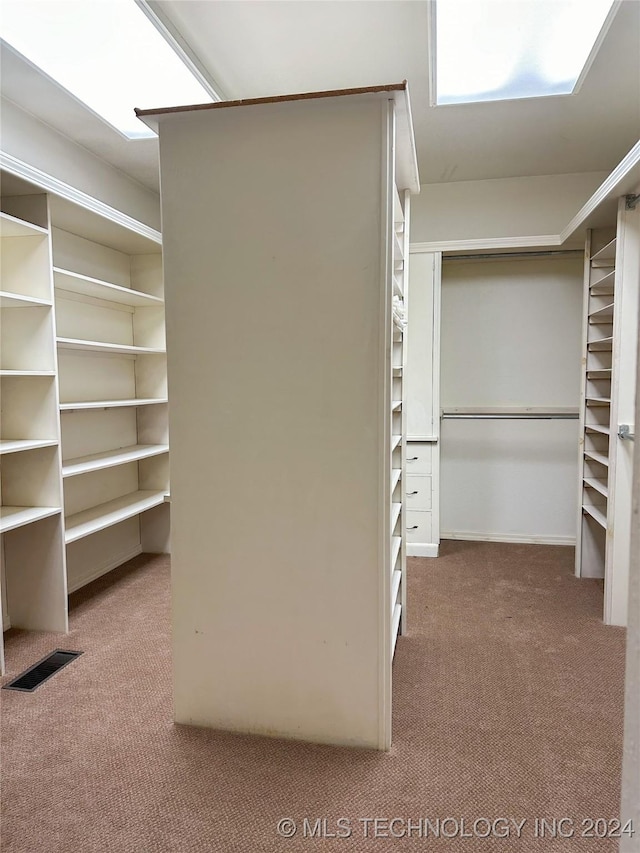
(582, 504, 607, 529)
(588, 303, 614, 323)
(57, 338, 165, 356)
(60, 398, 168, 411)
(590, 238, 616, 262)
(392, 468, 402, 491)
(584, 477, 608, 498)
(0, 291, 52, 308)
(63, 444, 169, 477)
(65, 490, 167, 543)
(54, 268, 164, 306)
(393, 275, 404, 298)
(586, 397, 611, 405)
(590, 270, 615, 294)
(588, 337, 613, 351)
(0, 370, 55, 377)
(391, 534, 402, 569)
(0, 212, 48, 238)
(584, 450, 609, 467)
(393, 232, 404, 261)
(392, 400, 402, 411)
(391, 602, 402, 656)
(394, 186, 404, 225)
(392, 366, 403, 376)
(391, 502, 402, 529)
(0, 439, 58, 455)
(391, 568, 402, 607)
(587, 369, 612, 379)
(585, 424, 610, 435)
(0, 506, 61, 534)
(391, 434, 402, 450)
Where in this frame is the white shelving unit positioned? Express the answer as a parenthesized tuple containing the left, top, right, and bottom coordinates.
(575, 195, 640, 626)
(139, 82, 419, 749)
(0, 172, 170, 673)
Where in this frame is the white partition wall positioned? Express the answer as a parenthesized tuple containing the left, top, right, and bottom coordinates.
(138, 84, 419, 749)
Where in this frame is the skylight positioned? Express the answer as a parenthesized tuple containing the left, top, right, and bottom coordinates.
(434, 0, 616, 105)
(0, 0, 215, 139)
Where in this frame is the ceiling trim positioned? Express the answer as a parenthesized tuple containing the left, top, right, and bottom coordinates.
(0, 152, 162, 244)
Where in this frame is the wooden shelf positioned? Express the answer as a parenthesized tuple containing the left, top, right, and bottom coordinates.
(392, 468, 402, 491)
(60, 397, 168, 411)
(0, 370, 55, 377)
(587, 369, 612, 379)
(391, 501, 402, 529)
(582, 503, 607, 529)
(588, 303, 614, 323)
(62, 444, 170, 478)
(391, 602, 402, 656)
(0, 291, 52, 308)
(584, 450, 609, 467)
(392, 366, 403, 376)
(391, 535, 402, 568)
(586, 397, 611, 405)
(585, 424, 611, 435)
(391, 434, 402, 450)
(53, 268, 164, 307)
(392, 400, 402, 411)
(391, 568, 402, 607)
(57, 337, 165, 356)
(0, 506, 61, 534)
(0, 439, 58, 455)
(584, 477, 608, 498)
(590, 238, 616, 262)
(65, 490, 167, 543)
(0, 211, 48, 238)
(590, 270, 615, 295)
(588, 337, 613, 351)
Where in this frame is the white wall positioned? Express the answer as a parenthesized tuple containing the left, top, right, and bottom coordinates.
(1, 98, 161, 230)
(440, 256, 584, 543)
(411, 172, 607, 246)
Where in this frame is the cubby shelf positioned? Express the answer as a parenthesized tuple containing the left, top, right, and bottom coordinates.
(588, 303, 614, 322)
(582, 504, 607, 529)
(57, 338, 166, 356)
(391, 434, 402, 450)
(53, 267, 164, 307)
(0, 211, 48, 238)
(590, 270, 615, 294)
(392, 468, 402, 490)
(391, 501, 402, 529)
(65, 490, 167, 543)
(585, 424, 610, 435)
(590, 238, 617, 262)
(391, 568, 402, 607)
(393, 232, 404, 261)
(0, 370, 56, 377)
(62, 444, 170, 477)
(0, 506, 61, 534)
(584, 450, 610, 466)
(391, 602, 402, 655)
(588, 337, 613, 351)
(584, 477, 609, 498)
(0, 291, 52, 308)
(0, 439, 59, 455)
(60, 397, 168, 411)
(392, 400, 402, 411)
(391, 535, 402, 568)
(587, 369, 612, 379)
(585, 397, 611, 405)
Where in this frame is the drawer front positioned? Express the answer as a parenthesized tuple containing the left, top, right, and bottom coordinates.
(406, 510, 432, 543)
(406, 442, 432, 475)
(405, 475, 432, 511)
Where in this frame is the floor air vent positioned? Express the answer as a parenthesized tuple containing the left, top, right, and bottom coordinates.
(2, 650, 83, 692)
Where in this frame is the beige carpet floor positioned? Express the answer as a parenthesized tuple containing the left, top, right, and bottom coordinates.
(0, 542, 627, 852)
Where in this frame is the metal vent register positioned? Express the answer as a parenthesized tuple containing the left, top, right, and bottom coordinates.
(2, 650, 82, 692)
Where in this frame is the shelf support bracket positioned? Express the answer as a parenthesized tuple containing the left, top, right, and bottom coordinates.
(618, 424, 635, 441)
(624, 193, 640, 211)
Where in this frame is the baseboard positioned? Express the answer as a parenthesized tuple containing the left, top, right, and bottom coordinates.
(67, 544, 143, 594)
(441, 531, 576, 546)
(407, 543, 439, 557)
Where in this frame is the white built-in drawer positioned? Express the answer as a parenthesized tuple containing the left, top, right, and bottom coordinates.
(406, 510, 432, 543)
(406, 442, 432, 475)
(405, 475, 431, 511)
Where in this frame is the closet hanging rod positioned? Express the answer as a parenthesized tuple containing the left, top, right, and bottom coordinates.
(442, 408, 579, 420)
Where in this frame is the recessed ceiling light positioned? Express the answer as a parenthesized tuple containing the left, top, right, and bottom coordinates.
(0, 0, 215, 139)
(434, 0, 617, 105)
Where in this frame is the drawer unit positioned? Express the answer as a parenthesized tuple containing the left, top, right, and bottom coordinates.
(406, 441, 432, 475)
(405, 474, 431, 511)
(406, 510, 432, 543)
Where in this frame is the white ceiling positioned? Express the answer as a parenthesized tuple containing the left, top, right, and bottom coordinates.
(2, 0, 639, 193)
